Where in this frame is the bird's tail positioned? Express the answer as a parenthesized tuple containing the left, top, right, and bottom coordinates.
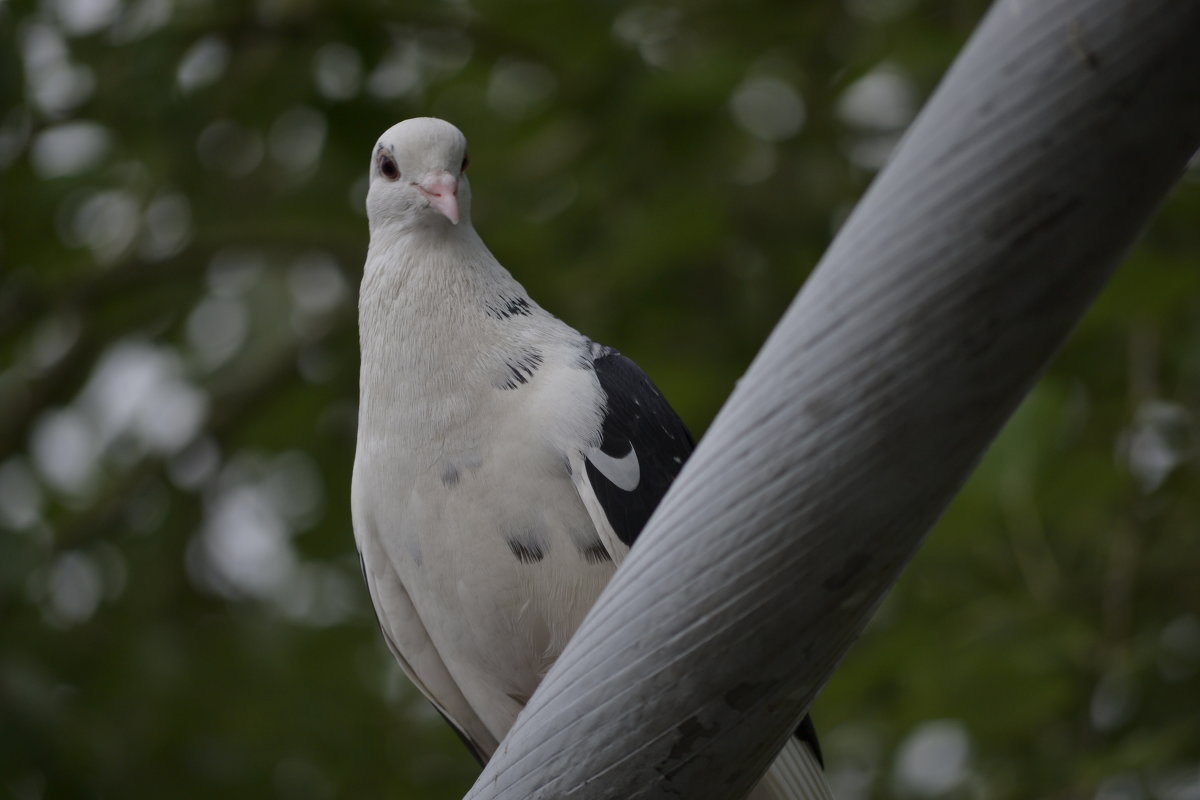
(746, 736, 834, 800)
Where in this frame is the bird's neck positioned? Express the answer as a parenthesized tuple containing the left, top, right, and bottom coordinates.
(357, 222, 532, 434)
(361, 221, 496, 308)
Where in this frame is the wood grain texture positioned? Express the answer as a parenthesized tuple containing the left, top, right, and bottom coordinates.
(466, 1, 1200, 797)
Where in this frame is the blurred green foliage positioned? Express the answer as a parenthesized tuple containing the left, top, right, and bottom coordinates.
(2, 0, 1198, 798)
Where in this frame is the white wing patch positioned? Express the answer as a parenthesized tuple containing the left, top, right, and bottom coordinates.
(568, 451, 629, 567)
(584, 442, 641, 491)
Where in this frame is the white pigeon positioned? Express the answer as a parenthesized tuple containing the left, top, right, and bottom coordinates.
(352, 116, 833, 800)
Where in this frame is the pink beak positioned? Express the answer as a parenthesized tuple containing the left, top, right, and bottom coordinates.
(416, 172, 460, 225)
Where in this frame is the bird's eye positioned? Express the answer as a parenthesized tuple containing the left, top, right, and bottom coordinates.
(379, 155, 400, 181)
(461, 152, 469, 173)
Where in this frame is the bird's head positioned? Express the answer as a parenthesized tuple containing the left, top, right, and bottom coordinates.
(366, 117, 472, 232)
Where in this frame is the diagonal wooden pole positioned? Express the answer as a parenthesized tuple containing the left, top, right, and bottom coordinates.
(467, 1, 1200, 797)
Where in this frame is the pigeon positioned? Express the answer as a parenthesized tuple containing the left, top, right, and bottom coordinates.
(352, 117, 832, 800)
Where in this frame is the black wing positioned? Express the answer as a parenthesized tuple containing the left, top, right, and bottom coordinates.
(582, 345, 694, 547)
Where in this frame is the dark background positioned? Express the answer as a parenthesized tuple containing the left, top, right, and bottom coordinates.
(2, 1, 1198, 798)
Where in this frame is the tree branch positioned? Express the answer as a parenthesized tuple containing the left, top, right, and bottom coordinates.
(466, 1, 1200, 797)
